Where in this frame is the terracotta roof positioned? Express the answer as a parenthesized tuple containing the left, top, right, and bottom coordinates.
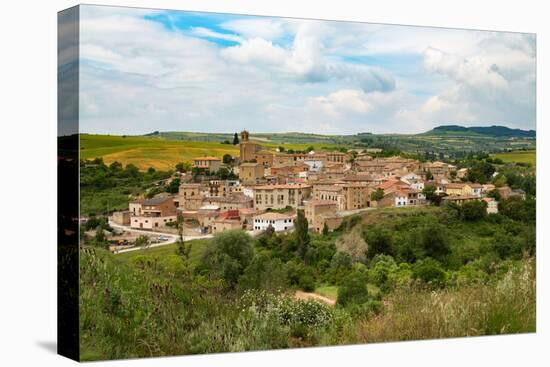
(379, 179, 400, 190)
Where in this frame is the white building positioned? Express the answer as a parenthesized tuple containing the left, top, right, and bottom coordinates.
(304, 158, 324, 172)
(394, 190, 408, 207)
(483, 198, 499, 214)
(242, 186, 255, 198)
(252, 212, 295, 232)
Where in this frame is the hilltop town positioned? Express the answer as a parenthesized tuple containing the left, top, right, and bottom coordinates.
(105, 130, 528, 248)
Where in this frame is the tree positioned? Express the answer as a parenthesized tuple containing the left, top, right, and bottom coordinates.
(412, 258, 446, 287)
(166, 178, 180, 194)
(425, 170, 434, 180)
(175, 214, 192, 260)
(336, 228, 368, 263)
(238, 255, 287, 292)
(295, 209, 310, 261)
(337, 270, 369, 307)
(486, 188, 501, 201)
(322, 222, 329, 236)
(135, 235, 150, 249)
(306, 146, 315, 152)
(233, 132, 239, 145)
(94, 226, 108, 248)
(467, 160, 495, 184)
(492, 173, 507, 187)
(109, 161, 123, 171)
(460, 200, 487, 221)
(200, 230, 255, 288)
(370, 188, 384, 201)
(422, 184, 437, 203)
(175, 161, 192, 173)
(365, 226, 393, 259)
(222, 154, 233, 165)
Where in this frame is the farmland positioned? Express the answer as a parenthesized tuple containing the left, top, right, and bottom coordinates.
(80, 134, 333, 170)
(492, 150, 536, 166)
(80, 135, 240, 171)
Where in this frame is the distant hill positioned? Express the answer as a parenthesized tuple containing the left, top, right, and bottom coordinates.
(425, 125, 535, 138)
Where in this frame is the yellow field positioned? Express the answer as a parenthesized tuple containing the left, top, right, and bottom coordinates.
(80, 135, 239, 171)
(80, 134, 325, 171)
(492, 150, 536, 166)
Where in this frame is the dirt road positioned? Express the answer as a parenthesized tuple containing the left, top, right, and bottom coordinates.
(294, 290, 336, 306)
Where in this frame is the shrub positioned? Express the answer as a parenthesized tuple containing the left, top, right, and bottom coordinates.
(412, 258, 446, 287)
(335, 228, 368, 263)
(337, 270, 369, 307)
(298, 274, 315, 292)
(200, 230, 255, 287)
(364, 226, 394, 259)
(239, 255, 288, 292)
(460, 200, 487, 221)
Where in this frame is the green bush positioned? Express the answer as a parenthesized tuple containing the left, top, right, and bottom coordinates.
(298, 274, 315, 292)
(412, 258, 447, 287)
(337, 270, 369, 307)
(200, 230, 255, 287)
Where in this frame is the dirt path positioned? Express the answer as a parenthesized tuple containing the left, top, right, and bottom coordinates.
(294, 290, 336, 306)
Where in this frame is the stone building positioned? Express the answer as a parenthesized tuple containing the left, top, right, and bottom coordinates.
(253, 183, 312, 210)
(239, 162, 265, 184)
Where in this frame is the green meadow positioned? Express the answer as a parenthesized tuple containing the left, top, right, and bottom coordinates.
(492, 150, 536, 166)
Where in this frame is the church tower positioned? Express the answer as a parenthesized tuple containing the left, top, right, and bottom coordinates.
(239, 130, 260, 162)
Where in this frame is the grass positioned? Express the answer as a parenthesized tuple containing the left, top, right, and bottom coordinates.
(354, 258, 535, 342)
(80, 134, 240, 171)
(116, 238, 210, 266)
(492, 150, 536, 166)
(80, 134, 340, 171)
(316, 285, 338, 299)
(315, 284, 380, 301)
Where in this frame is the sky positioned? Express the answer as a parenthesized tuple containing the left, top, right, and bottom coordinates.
(77, 5, 536, 135)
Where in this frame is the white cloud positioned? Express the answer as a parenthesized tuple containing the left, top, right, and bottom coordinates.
(77, 5, 535, 135)
(220, 18, 286, 40)
(221, 38, 287, 65)
(189, 27, 243, 43)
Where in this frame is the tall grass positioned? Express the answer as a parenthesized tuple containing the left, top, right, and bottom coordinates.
(80, 247, 535, 361)
(353, 258, 535, 343)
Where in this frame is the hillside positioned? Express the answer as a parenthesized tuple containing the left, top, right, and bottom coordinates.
(425, 125, 536, 138)
(79, 124, 536, 171)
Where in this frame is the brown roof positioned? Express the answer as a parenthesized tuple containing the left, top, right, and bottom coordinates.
(306, 200, 338, 206)
(442, 195, 480, 201)
(254, 183, 311, 190)
(445, 183, 466, 189)
(143, 196, 173, 206)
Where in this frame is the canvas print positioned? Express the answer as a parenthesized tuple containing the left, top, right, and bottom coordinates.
(58, 4, 536, 361)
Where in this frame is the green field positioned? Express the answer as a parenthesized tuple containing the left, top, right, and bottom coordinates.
(80, 134, 333, 171)
(492, 150, 536, 166)
(116, 238, 210, 265)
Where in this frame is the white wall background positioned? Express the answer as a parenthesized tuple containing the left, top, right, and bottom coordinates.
(0, 0, 547, 366)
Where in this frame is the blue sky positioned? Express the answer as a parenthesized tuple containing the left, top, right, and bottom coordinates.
(78, 5, 536, 135)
